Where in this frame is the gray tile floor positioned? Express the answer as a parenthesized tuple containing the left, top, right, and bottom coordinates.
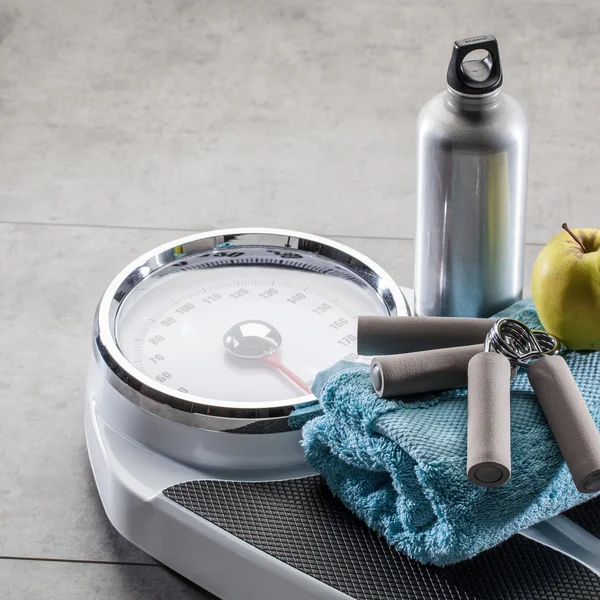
(1, 0, 599, 597)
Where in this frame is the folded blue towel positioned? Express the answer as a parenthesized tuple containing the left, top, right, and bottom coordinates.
(302, 301, 600, 566)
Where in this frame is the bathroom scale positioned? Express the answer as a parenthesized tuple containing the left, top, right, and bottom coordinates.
(86, 228, 600, 599)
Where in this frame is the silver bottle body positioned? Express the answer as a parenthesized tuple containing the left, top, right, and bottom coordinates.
(415, 86, 529, 318)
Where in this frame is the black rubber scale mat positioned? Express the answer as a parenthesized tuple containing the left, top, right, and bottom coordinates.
(164, 476, 600, 600)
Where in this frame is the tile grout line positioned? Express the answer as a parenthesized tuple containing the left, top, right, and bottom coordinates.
(0, 555, 161, 567)
(0, 219, 547, 246)
(0, 219, 409, 241)
(0, 219, 196, 234)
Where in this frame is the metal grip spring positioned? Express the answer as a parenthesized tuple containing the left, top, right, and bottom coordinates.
(484, 318, 560, 368)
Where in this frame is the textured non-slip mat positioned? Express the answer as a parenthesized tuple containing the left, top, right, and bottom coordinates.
(164, 476, 600, 600)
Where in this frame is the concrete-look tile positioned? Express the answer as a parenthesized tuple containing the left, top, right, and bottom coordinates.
(0, 223, 190, 563)
(342, 235, 415, 289)
(1, 0, 599, 242)
(0, 560, 215, 600)
(0, 223, 412, 562)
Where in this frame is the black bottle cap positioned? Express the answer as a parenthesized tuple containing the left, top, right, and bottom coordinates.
(446, 34, 503, 95)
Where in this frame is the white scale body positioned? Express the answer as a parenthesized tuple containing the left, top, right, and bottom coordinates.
(86, 228, 600, 599)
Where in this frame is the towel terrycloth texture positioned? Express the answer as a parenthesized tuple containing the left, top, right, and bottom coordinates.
(302, 300, 600, 565)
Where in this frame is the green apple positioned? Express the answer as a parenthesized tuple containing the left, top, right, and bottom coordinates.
(532, 224, 600, 350)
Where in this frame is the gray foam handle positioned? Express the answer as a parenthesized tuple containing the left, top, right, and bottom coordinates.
(357, 316, 492, 356)
(528, 355, 600, 494)
(467, 352, 512, 487)
(370, 344, 483, 398)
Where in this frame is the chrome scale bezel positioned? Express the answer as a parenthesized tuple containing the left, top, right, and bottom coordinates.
(93, 228, 409, 432)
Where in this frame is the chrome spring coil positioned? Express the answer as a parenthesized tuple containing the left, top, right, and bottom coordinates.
(484, 318, 561, 369)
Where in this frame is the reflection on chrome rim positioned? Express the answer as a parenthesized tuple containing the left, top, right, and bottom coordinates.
(93, 227, 409, 432)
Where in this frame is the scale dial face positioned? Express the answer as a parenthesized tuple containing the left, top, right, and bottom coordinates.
(116, 249, 396, 404)
(95, 229, 409, 427)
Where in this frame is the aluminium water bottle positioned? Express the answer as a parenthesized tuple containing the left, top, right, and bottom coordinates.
(414, 34, 528, 318)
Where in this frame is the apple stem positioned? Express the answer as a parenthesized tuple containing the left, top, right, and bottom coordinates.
(562, 222, 587, 253)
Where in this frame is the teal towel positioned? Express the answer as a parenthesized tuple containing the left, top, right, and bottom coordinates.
(302, 301, 600, 566)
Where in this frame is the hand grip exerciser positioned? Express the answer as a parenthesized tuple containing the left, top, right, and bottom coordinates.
(467, 320, 559, 487)
(357, 316, 493, 356)
(468, 318, 600, 493)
